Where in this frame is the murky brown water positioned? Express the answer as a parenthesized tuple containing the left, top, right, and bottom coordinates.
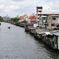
(0, 22, 58, 59)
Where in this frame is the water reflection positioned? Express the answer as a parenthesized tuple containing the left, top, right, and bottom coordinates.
(35, 39, 59, 59)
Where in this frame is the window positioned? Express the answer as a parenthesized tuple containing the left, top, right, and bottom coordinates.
(53, 17, 56, 20)
(51, 24, 55, 26)
(56, 24, 59, 27)
(38, 18, 39, 19)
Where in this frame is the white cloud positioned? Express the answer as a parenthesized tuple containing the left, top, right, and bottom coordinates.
(0, 0, 35, 12)
(36, 0, 59, 13)
(0, 4, 4, 9)
(0, 0, 58, 17)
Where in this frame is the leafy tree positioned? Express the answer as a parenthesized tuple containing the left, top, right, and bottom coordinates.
(0, 16, 4, 22)
(11, 16, 19, 24)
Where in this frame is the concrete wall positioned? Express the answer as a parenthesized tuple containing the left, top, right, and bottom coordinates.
(47, 15, 59, 29)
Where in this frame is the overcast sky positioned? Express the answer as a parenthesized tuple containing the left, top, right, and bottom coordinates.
(0, 0, 59, 17)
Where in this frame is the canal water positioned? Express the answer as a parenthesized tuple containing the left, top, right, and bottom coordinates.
(0, 22, 58, 59)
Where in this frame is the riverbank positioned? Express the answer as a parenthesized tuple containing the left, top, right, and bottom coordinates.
(14, 22, 59, 50)
(26, 28, 59, 50)
(2, 22, 58, 50)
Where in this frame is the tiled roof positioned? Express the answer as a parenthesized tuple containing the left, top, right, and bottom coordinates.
(29, 16, 37, 21)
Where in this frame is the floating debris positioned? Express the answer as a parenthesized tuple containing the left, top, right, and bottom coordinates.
(8, 26, 10, 29)
(0, 23, 1, 26)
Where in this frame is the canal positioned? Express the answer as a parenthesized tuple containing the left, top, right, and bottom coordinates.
(0, 22, 58, 59)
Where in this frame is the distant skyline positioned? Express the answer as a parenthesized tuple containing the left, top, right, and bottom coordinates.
(0, 0, 59, 17)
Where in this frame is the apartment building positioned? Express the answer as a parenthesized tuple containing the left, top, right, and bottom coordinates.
(36, 7, 59, 29)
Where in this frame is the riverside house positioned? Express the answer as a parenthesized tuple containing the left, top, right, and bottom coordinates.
(37, 13, 59, 29)
(18, 15, 28, 27)
(36, 7, 59, 29)
(25, 15, 37, 32)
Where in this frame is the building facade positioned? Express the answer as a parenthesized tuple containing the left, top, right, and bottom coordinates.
(36, 7, 59, 29)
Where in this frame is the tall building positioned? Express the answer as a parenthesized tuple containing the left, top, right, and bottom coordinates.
(36, 7, 59, 29)
(36, 7, 43, 20)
